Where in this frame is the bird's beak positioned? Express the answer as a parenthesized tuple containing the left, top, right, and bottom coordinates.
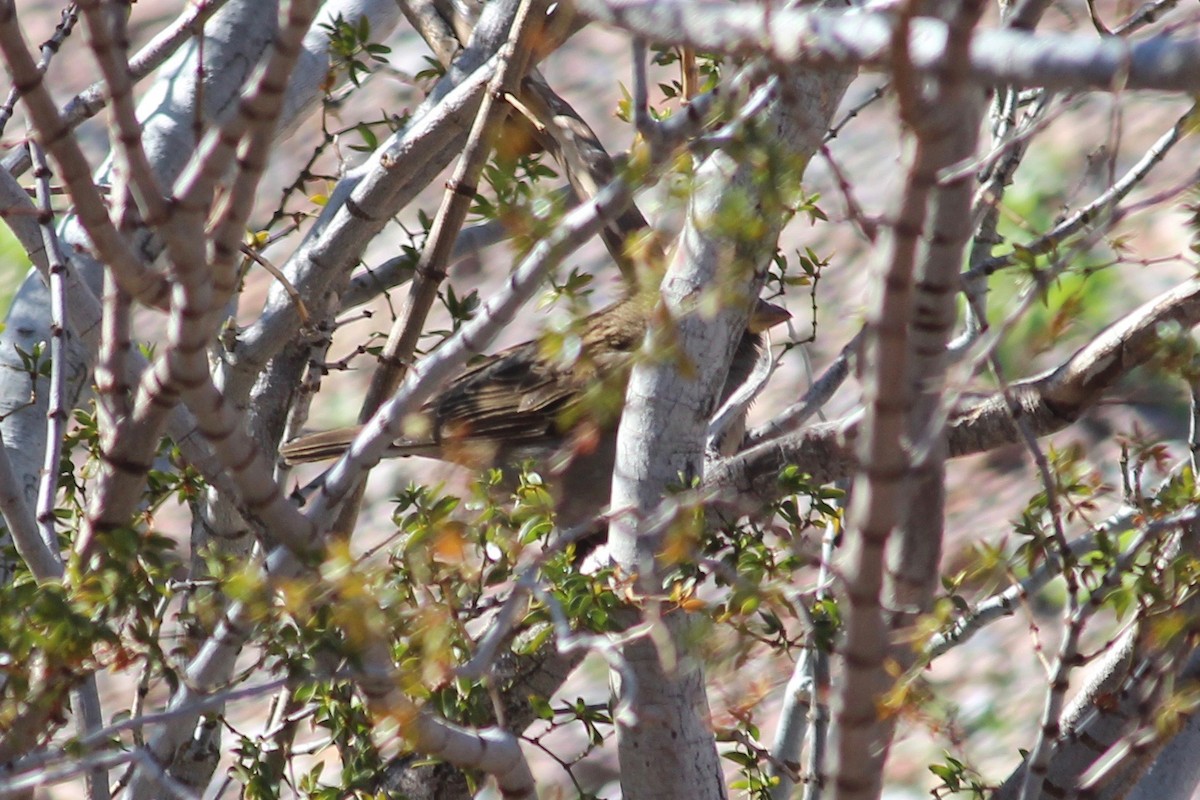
(748, 299, 792, 334)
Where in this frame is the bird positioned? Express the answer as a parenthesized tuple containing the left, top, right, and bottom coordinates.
(281, 294, 790, 527)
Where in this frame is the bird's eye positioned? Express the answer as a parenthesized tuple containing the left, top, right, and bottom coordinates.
(608, 334, 636, 352)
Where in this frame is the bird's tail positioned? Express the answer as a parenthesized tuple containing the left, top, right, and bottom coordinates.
(279, 426, 362, 464)
(280, 425, 442, 464)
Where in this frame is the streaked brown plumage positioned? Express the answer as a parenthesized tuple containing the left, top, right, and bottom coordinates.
(282, 295, 789, 525)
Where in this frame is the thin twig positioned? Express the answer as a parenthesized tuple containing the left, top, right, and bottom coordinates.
(0, 2, 78, 140)
(29, 143, 68, 574)
(967, 103, 1195, 281)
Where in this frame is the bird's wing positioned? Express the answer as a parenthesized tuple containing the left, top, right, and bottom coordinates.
(432, 343, 577, 445)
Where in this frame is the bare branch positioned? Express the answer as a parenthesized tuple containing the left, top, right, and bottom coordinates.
(570, 0, 1200, 93)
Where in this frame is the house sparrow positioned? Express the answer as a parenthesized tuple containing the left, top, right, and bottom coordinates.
(281, 295, 790, 526)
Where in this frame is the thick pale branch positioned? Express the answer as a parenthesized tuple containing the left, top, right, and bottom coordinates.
(569, 0, 1200, 92)
(607, 49, 852, 800)
(708, 278, 1200, 513)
